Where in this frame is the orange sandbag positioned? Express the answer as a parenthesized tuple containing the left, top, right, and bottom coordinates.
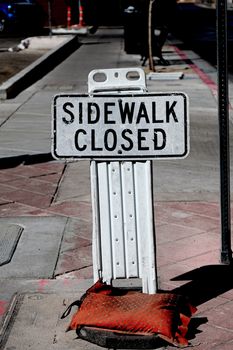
(66, 280, 197, 348)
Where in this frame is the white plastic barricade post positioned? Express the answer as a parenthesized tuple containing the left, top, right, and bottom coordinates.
(52, 67, 189, 294)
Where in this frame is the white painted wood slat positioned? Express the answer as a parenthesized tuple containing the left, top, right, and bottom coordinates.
(121, 162, 139, 278)
(92, 160, 157, 292)
(95, 162, 113, 284)
(108, 162, 126, 279)
(134, 161, 157, 293)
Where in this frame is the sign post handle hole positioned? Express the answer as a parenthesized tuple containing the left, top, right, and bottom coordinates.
(126, 71, 140, 81)
(93, 72, 107, 82)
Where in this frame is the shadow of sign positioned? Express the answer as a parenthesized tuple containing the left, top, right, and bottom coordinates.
(163, 264, 233, 341)
(171, 264, 233, 307)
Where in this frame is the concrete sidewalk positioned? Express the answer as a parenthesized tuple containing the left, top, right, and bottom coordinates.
(1, 27, 233, 349)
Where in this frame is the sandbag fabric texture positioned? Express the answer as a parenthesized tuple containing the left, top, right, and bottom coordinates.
(67, 279, 197, 347)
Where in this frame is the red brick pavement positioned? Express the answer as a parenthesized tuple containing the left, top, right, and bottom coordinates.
(1, 160, 233, 349)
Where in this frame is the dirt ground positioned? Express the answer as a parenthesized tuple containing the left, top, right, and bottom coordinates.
(0, 50, 46, 85)
(0, 35, 69, 85)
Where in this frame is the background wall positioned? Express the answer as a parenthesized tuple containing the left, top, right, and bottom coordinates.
(37, 0, 124, 27)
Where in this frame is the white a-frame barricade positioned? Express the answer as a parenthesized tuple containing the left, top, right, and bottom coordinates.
(52, 67, 189, 294)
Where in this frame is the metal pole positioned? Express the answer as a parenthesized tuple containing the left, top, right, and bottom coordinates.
(148, 0, 155, 72)
(48, 0, 52, 37)
(216, 0, 232, 263)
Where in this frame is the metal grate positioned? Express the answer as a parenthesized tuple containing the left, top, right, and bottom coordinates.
(0, 224, 23, 266)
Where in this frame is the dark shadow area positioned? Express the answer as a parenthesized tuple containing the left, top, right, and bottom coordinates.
(83, 41, 111, 45)
(160, 58, 194, 66)
(77, 327, 168, 349)
(0, 152, 54, 169)
(150, 58, 193, 67)
(83, 0, 123, 26)
(169, 264, 233, 307)
(0, 28, 50, 39)
(173, 3, 233, 71)
(186, 317, 208, 342)
(158, 264, 233, 342)
(0, 28, 49, 39)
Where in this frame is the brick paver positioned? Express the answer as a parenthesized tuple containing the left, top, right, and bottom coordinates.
(1, 159, 232, 348)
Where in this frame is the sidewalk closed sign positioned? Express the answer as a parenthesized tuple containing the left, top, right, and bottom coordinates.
(52, 93, 189, 160)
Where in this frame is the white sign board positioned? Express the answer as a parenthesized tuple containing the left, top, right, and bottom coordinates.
(52, 93, 189, 160)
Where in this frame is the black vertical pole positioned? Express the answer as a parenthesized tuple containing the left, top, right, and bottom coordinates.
(216, 0, 232, 264)
(148, 0, 155, 72)
(48, 0, 52, 37)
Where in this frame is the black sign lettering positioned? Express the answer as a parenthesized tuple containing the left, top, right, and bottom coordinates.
(119, 101, 135, 124)
(104, 102, 115, 124)
(74, 129, 87, 150)
(166, 101, 178, 123)
(138, 129, 149, 151)
(136, 103, 150, 124)
(104, 129, 117, 151)
(153, 129, 166, 150)
(88, 103, 100, 124)
(121, 129, 133, 151)
(62, 102, 75, 124)
(91, 129, 102, 151)
(78, 103, 83, 124)
(152, 101, 163, 123)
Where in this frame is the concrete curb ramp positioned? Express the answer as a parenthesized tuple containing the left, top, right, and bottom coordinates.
(0, 35, 81, 100)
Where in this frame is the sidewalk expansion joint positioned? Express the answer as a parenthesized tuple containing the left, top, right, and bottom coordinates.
(30, 171, 58, 179)
(55, 265, 93, 279)
(52, 216, 69, 278)
(60, 243, 92, 255)
(50, 162, 68, 205)
(0, 201, 13, 207)
(0, 89, 38, 128)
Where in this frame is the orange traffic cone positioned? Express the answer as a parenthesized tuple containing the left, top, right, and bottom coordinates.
(67, 6, 71, 28)
(71, 2, 85, 29)
(78, 3, 85, 27)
